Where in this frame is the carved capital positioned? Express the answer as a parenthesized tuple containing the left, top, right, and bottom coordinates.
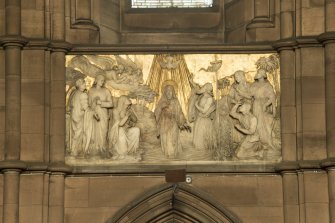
(0, 160, 27, 173)
(321, 158, 335, 170)
(0, 35, 28, 48)
(272, 38, 297, 51)
(318, 32, 335, 44)
(48, 162, 72, 174)
(48, 41, 73, 53)
(275, 161, 299, 173)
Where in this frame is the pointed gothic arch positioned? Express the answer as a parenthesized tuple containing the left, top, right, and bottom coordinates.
(107, 183, 242, 223)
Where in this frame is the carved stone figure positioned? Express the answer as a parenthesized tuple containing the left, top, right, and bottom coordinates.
(250, 69, 277, 150)
(109, 96, 140, 160)
(189, 79, 216, 150)
(68, 79, 89, 156)
(88, 74, 114, 156)
(228, 70, 251, 143)
(229, 70, 251, 105)
(230, 102, 262, 160)
(155, 82, 190, 158)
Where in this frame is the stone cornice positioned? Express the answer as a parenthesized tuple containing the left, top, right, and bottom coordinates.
(0, 35, 28, 48)
(318, 32, 335, 44)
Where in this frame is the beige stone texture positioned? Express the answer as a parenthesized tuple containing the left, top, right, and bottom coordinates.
(301, 47, 325, 77)
(0, 50, 4, 160)
(21, 9, 44, 38)
(304, 171, 329, 203)
(0, 0, 4, 36)
(19, 174, 45, 223)
(300, 0, 325, 36)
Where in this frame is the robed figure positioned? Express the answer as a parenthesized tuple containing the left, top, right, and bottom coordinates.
(155, 81, 190, 158)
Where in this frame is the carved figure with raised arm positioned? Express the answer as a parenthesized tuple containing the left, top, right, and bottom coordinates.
(88, 74, 114, 156)
(155, 82, 191, 158)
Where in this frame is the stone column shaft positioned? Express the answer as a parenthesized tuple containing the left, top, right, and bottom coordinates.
(48, 2, 67, 223)
(2, 171, 20, 223)
(254, 0, 270, 18)
(324, 2, 335, 223)
(326, 0, 335, 32)
(325, 43, 335, 158)
(280, 0, 295, 39)
(48, 174, 65, 223)
(329, 169, 335, 223)
(5, 0, 20, 35)
(278, 1, 299, 222)
(5, 46, 21, 160)
(50, 51, 66, 163)
(51, 0, 65, 41)
(283, 172, 300, 223)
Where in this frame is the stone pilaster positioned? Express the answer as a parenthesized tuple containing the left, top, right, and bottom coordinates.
(3, 170, 20, 223)
(48, 1, 70, 223)
(0, 1, 26, 223)
(275, 1, 299, 222)
(320, 1, 335, 222)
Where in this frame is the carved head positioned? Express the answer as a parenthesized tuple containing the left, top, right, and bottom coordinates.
(239, 102, 252, 114)
(164, 85, 175, 100)
(75, 78, 86, 92)
(94, 74, 105, 87)
(118, 95, 132, 111)
(234, 70, 246, 83)
(200, 83, 213, 94)
(254, 69, 267, 80)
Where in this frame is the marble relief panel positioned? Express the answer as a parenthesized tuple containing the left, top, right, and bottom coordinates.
(65, 53, 281, 165)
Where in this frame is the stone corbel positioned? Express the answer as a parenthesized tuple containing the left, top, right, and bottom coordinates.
(246, 0, 275, 29)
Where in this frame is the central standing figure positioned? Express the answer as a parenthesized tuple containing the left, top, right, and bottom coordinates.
(155, 81, 190, 159)
(88, 74, 113, 156)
